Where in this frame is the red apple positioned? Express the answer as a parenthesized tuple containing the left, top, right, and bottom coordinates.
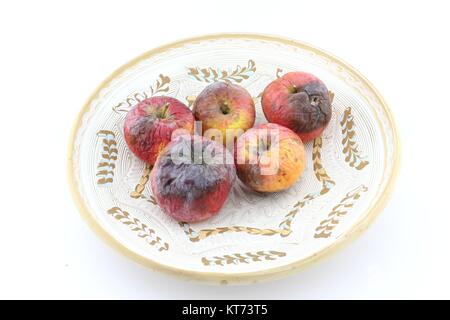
(193, 82, 255, 146)
(234, 123, 306, 192)
(262, 71, 332, 142)
(151, 135, 235, 222)
(124, 96, 194, 165)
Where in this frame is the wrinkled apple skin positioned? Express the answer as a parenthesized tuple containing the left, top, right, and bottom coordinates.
(262, 72, 332, 142)
(151, 135, 236, 222)
(193, 82, 255, 144)
(234, 123, 306, 192)
(124, 96, 194, 165)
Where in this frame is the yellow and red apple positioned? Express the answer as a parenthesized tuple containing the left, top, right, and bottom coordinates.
(193, 82, 255, 145)
(234, 123, 306, 192)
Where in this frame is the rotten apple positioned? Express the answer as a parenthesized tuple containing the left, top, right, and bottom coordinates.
(151, 135, 235, 222)
(262, 71, 332, 142)
(124, 96, 194, 165)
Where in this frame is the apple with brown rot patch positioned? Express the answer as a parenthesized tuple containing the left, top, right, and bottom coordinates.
(262, 71, 332, 142)
(151, 135, 236, 222)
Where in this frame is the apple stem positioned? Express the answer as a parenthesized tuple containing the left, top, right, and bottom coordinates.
(158, 102, 170, 118)
(220, 102, 230, 115)
(289, 85, 298, 94)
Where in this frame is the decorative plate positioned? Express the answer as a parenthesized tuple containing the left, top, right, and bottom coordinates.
(68, 34, 399, 284)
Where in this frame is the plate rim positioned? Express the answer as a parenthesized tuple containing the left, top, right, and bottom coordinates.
(67, 32, 401, 284)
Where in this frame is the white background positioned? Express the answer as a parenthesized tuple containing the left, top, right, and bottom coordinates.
(0, 0, 449, 299)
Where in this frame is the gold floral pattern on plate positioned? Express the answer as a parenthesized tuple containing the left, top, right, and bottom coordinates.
(314, 185, 368, 238)
(96, 130, 117, 186)
(201, 251, 286, 266)
(187, 59, 256, 84)
(112, 74, 171, 113)
(130, 164, 157, 205)
(340, 107, 369, 170)
(107, 207, 169, 251)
